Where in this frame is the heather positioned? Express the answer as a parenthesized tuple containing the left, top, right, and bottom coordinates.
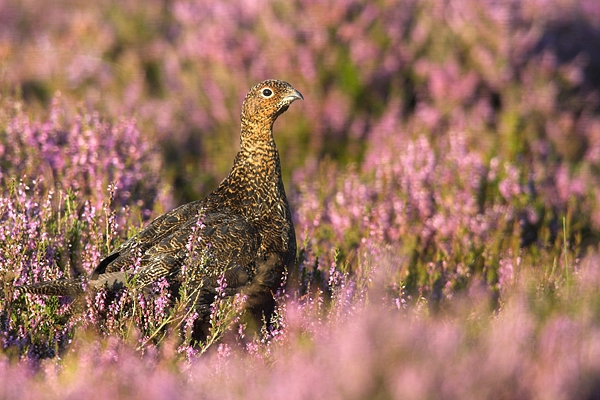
(1, 0, 600, 398)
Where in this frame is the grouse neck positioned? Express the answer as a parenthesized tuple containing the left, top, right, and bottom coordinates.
(234, 132, 282, 183)
(208, 120, 286, 215)
(240, 117, 275, 145)
(211, 134, 283, 218)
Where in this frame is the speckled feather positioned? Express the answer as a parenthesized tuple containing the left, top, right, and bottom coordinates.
(19, 79, 302, 317)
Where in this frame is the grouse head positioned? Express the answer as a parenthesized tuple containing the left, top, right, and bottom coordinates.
(241, 80, 303, 132)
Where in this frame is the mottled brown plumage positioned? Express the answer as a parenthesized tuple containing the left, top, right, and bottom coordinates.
(19, 79, 302, 321)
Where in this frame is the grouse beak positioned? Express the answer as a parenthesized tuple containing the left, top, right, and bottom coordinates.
(283, 89, 304, 103)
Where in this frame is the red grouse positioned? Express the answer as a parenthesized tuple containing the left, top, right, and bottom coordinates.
(19, 79, 302, 326)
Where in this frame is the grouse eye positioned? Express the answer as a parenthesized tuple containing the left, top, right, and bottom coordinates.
(261, 88, 273, 98)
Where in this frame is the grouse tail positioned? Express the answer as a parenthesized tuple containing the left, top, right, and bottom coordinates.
(18, 279, 84, 296)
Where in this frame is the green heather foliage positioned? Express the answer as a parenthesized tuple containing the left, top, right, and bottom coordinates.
(1, 0, 600, 397)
